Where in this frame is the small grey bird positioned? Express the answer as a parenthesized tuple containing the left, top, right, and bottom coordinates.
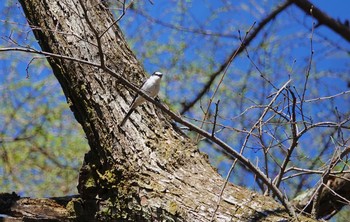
(120, 71, 163, 127)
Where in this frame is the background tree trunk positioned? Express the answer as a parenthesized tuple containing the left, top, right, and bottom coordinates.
(15, 0, 316, 221)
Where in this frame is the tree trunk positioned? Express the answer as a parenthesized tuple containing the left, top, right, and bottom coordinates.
(16, 0, 314, 221)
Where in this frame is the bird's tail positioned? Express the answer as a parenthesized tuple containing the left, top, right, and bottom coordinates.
(120, 108, 134, 127)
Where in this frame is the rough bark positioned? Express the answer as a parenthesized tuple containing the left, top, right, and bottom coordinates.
(15, 0, 316, 221)
(0, 192, 72, 221)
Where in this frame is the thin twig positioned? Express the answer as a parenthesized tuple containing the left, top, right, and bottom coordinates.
(79, 0, 105, 68)
(180, 0, 293, 114)
(311, 141, 343, 218)
(212, 79, 295, 220)
(303, 90, 350, 103)
(211, 100, 220, 137)
(194, 25, 255, 143)
(25, 56, 49, 79)
(300, 5, 315, 129)
(99, 0, 130, 38)
(273, 88, 299, 188)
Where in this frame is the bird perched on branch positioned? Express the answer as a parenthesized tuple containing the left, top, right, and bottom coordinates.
(120, 71, 163, 127)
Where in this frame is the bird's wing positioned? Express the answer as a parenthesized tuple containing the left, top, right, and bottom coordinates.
(129, 77, 147, 104)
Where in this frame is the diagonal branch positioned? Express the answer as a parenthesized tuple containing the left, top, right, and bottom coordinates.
(180, 0, 293, 114)
(292, 0, 350, 43)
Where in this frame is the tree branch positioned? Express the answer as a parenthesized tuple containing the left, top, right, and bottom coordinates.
(292, 0, 350, 43)
(180, 1, 293, 114)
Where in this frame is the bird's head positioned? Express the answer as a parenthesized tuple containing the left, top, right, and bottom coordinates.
(153, 71, 163, 78)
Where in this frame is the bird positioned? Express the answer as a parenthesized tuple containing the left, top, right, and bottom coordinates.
(120, 71, 163, 127)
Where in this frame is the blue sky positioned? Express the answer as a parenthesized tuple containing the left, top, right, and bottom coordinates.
(315, 0, 350, 20)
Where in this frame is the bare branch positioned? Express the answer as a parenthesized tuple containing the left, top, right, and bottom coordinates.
(194, 24, 256, 144)
(304, 90, 350, 103)
(78, 0, 105, 68)
(180, 1, 293, 114)
(273, 89, 298, 188)
(292, 0, 350, 43)
(99, 0, 131, 38)
(211, 100, 220, 138)
(213, 79, 296, 218)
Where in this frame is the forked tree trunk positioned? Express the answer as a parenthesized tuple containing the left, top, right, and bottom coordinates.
(17, 0, 314, 221)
